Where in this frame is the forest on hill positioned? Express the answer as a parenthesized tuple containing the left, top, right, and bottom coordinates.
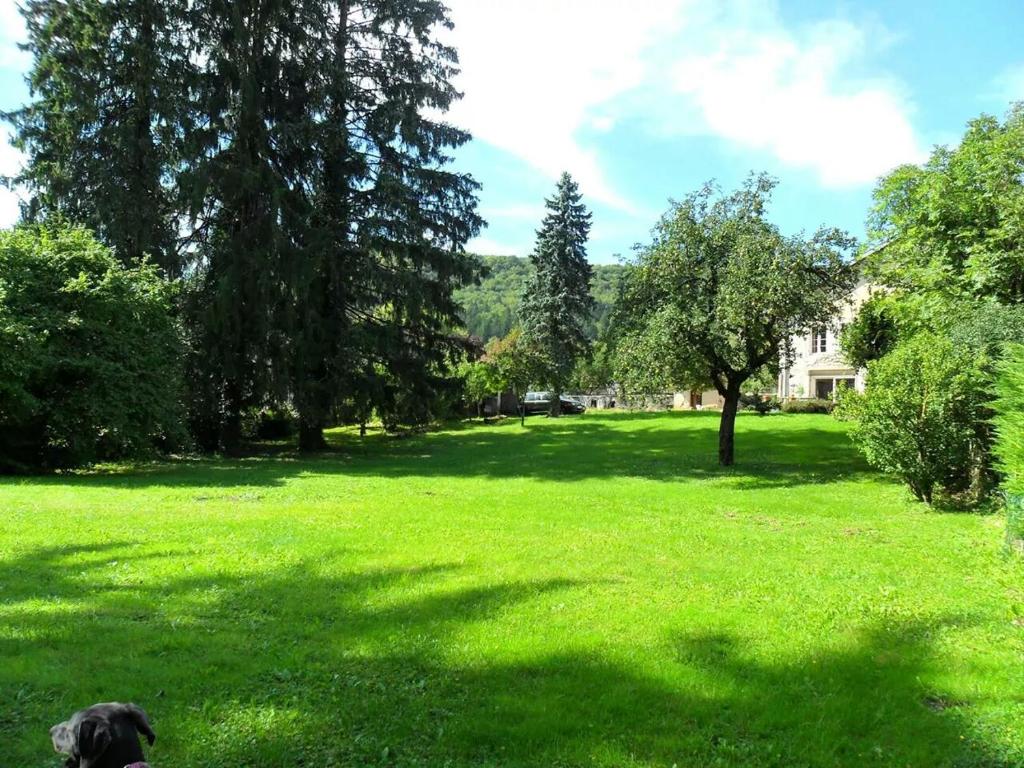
(457, 255, 626, 342)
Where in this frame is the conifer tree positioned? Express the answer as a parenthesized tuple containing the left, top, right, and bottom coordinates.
(8, 0, 482, 453)
(291, 0, 482, 449)
(519, 172, 595, 415)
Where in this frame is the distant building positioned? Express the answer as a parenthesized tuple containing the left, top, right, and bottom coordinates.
(777, 279, 874, 400)
(673, 389, 724, 410)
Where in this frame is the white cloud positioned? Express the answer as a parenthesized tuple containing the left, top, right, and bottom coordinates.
(466, 235, 529, 256)
(443, 0, 686, 212)
(667, 8, 927, 186)
(443, 1, 926, 198)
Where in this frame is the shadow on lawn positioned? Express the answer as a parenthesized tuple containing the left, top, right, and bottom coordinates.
(0, 544, 1013, 767)
(8, 412, 879, 492)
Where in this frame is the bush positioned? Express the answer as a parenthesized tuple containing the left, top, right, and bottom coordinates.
(993, 343, 1024, 550)
(0, 224, 185, 470)
(835, 333, 984, 504)
(243, 406, 297, 441)
(781, 398, 834, 414)
(740, 393, 780, 415)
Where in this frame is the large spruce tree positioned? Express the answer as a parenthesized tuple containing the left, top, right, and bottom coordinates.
(182, 0, 316, 453)
(8, 0, 482, 453)
(290, 0, 482, 449)
(519, 172, 594, 415)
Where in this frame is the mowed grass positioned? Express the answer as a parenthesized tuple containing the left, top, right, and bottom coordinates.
(1, 412, 1022, 767)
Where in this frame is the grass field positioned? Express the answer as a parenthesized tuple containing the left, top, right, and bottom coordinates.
(1, 411, 1022, 767)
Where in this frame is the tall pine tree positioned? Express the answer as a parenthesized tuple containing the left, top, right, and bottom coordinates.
(8, 0, 482, 452)
(519, 172, 594, 415)
(290, 0, 482, 449)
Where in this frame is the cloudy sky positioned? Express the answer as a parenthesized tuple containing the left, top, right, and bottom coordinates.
(2, 0, 1023, 262)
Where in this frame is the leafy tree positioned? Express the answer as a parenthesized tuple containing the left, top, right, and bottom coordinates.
(0, 224, 184, 470)
(569, 337, 615, 393)
(839, 293, 899, 369)
(8, 0, 481, 455)
(867, 104, 1024, 307)
(459, 357, 501, 418)
(836, 334, 985, 505)
(615, 175, 856, 465)
(993, 344, 1024, 548)
(840, 107, 1024, 503)
(6, 0, 194, 274)
(519, 173, 595, 415)
(487, 328, 544, 426)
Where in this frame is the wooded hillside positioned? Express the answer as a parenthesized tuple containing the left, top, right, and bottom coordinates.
(457, 255, 625, 341)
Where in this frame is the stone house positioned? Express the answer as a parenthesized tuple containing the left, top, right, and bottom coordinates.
(777, 279, 874, 400)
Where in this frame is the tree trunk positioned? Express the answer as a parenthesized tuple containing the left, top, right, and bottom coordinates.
(718, 388, 741, 466)
(298, 419, 327, 452)
(221, 380, 242, 456)
(549, 392, 562, 417)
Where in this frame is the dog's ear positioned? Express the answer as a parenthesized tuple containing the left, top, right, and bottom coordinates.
(125, 703, 156, 745)
(76, 717, 111, 761)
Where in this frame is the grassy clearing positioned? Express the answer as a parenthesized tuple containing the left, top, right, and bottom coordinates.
(1, 412, 1021, 767)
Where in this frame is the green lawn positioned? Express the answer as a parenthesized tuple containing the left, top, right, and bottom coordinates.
(1, 412, 1021, 767)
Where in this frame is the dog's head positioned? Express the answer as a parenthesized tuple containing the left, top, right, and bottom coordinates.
(50, 703, 155, 768)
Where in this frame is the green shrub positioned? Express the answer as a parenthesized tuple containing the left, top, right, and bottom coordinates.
(740, 393, 780, 415)
(244, 406, 297, 441)
(840, 293, 899, 368)
(835, 333, 983, 504)
(0, 224, 185, 470)
(781, 398, 834, 414)
(993, 343, 1024, 549)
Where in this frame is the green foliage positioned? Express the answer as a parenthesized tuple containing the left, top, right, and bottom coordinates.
(519, 173, 595, 406)
(853, 107, 1024, 503)
(615, 173, 857, 465)
(836, 333, 984, 504)
(459, 357, 501, 416)
(8, 0, 482, 454)
(781, 398, 834, 415)
(0, 224, 185, 469)
(840, 293, 900, 368)
(486, 327, 544, 403)
(867, 104, 1024, 306)
(457, 255, 624, 342)
(569, 338, 615, 392)
(992, 343, 1024, 548)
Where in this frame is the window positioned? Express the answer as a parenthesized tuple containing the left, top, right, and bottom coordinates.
(811, 327, 828, 353)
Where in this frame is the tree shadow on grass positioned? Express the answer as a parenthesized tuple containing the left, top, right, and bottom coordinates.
(0, 413, 880, 493)
(0, 543, 1016, 768)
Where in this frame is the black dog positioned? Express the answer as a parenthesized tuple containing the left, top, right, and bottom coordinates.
(50, 702, 155, 768)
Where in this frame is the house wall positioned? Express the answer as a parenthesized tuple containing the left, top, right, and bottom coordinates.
(778, 279, 873, 399)
(673, 389, 724, 410)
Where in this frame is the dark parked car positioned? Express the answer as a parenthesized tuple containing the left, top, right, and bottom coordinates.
(522, 391, 586, 415)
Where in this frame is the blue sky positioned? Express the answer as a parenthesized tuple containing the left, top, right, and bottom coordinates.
(2, 0, 1023, 263)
